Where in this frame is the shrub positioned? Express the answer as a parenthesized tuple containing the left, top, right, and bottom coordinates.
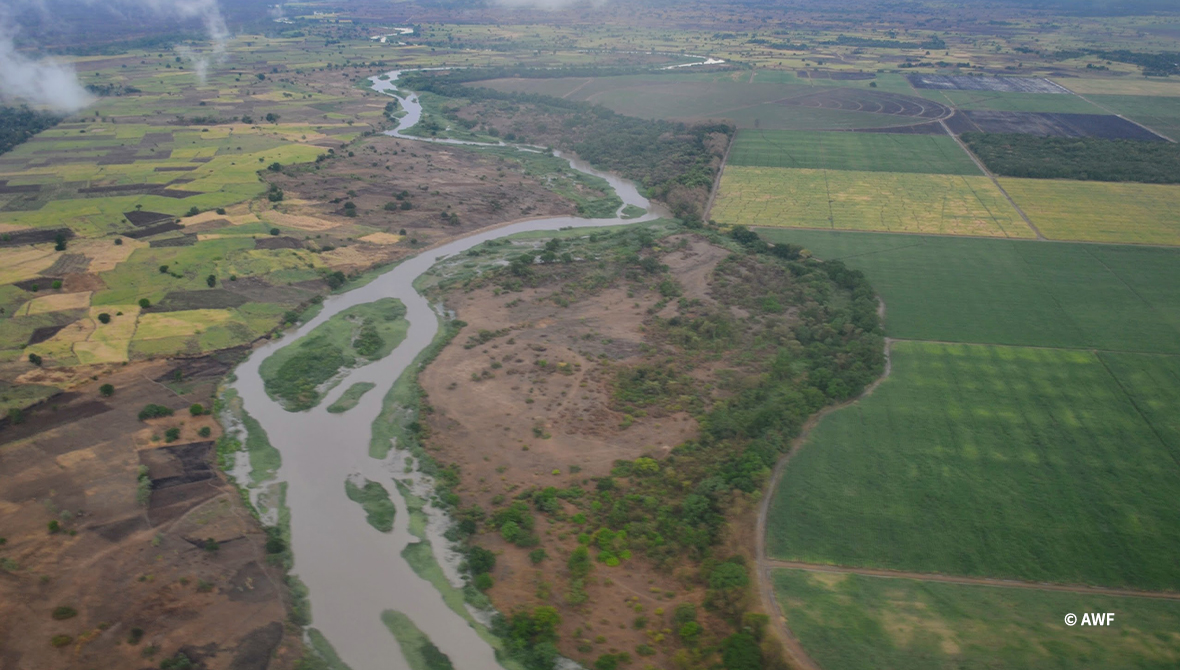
(198, 426, 211, 438)
(206, 274, 216, 287)
(528, 548, 547, 564)
(127, 627, 144, 645)
(164, 427, 180, 443)
(270, 228, 280, 236)
(138, 298, 151, 309)
(97, 313, 111, 324)
(27, 353, 42, 366)
(189, 403, 205, 416)
(186, 206, 200, 217)
(7, 408, 23, 425)
(158, 265, 169, 274)
(474, 572, 494, 591)
(51, 606, 77, 620)
(160, 653, 194, 669)
(568, 545, 591, 578)
(467, 546, 496, 575)
(138, 404, 173, 421)
(49, 634, 72, 648)
(203, 538, 219, 552)
(47, 520, 60, 533)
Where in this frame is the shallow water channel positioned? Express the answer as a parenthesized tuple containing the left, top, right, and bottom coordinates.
(228, 70, 666, 670)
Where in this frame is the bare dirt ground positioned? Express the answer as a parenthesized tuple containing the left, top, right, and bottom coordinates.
(421, 236, 740, 667)
(0, 358, 298, 670)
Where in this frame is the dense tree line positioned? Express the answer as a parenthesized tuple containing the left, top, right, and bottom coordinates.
(0, 106, 61, 156)
(963, 132, 1180, 183)
(401, 71, 734, 221)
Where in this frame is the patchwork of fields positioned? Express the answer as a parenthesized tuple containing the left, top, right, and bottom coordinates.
(1001, 178, 1180, 245)
(712, 166, 1033, 237)
(727, 130, 980, 174)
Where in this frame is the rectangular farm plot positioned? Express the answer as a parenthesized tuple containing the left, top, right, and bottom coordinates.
(727, 130, 980, 175)
(767, 341, 1180, 591)
(773, 569, 1180, 670)
(712, 167, 1034, 238)
(1000, 178, 1180, 245)
(757, 229, 1180, 353)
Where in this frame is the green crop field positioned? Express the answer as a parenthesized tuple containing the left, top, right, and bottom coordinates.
(768, 341, 1180, 590)
(727, 130, 980, 175)
(1000, 177, 1180, 245)
(712, 167, 1033, 237)
(773, 569, 1180, 670)
(756, 229, 1180, 353)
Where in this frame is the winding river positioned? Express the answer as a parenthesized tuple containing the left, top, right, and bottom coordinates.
(229, 71, 666, 670)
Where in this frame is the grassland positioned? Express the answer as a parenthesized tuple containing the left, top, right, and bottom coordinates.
(727, 130, 980, 175)
(327, 382, 377, 414)
(344, 478, 397, 533)
(474, 74, 936, 130)
(381, 610, 456, 670)
(773, 569, 1180, 670)
(757, 229, 1180, 353)
(768, 341, 1180, 590)
(1000, 178, 1180, 245)
(712, 166, 1033, 237)
(259, 298, 408, 411)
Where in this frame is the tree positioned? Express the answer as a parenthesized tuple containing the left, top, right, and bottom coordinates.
(54, 232, 67, 251)
(27, 353, 42, 366)
(721, 633, 762, 670)
(159, 265, 169, 274)
(186, 206, 200, 216)
(99, 384, 114, 397)
(97, 313, 111, 324)
(268, 162, 282, 172)
(189, 403, 205, 417)
(265, 112, 280, 123)
(206, 274, 216, 288)
(139, 298, 151, 309)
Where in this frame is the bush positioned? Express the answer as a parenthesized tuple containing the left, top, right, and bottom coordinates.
(160, 653, 194, 669)
(138, 298, 151, 309)
(528, 548, 547, 564)
(97, 313, 111, 324)
(189, 403, 205, 416)
(51, 606, 77, 620)
(164, 427, 180, 443)
(27, 353, 42, 366)
(468, 546, 496, 575)
(138, 404, 173, 421)
(47, 520, 60, 533)
(49, 634, 72, 648)
(127, 627, 144, 645)
(473, 572, 494, 591)
(198, 426, 211, 438)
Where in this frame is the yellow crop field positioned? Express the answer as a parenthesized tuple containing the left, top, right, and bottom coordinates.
(134, 309, 234, 341)
(1000, 178, 1180, 245)
(0, 246, 62, 284)
(17, 291, 92, 316)
(712, 167, 1036, 238)
(74, 305, 141, 364)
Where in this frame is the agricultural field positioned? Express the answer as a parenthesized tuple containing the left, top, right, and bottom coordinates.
(907, 75, 1072, 94)
(918, 90, 1105, 114)
(1087, 95, 1180, 141)
(756, 229, 1180, 353)
(727, 130, 980, 175)
(1001, 178, 1180, 245)
(768, 341, 1180, 590)
(773, 569, 1180, 670)
(711, 167, 1033, 238)
(946, 110, 1163, 140)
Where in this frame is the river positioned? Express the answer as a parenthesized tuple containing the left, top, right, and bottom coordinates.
(228, 70, 666, 670)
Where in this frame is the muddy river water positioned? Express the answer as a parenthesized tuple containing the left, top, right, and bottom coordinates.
(229, 70, 666, 670)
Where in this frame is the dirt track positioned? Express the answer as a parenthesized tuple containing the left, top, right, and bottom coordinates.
(753, 294, 893, 670)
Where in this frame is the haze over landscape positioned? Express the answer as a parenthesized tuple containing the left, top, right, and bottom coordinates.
(2, 1, 1180, 670)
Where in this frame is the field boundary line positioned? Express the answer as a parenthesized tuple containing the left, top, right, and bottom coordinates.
(755, 324, 893, 670)
(764, 560, 1180, 601)
(939, 119, 1045, 240)
(748, 223, 1180, 250)
(702, 131, 736, 222)
(561, 78, 593, 100)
